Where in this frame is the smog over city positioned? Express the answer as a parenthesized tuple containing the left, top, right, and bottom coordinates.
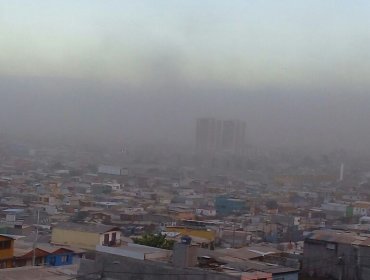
(0, 1, 370, 280)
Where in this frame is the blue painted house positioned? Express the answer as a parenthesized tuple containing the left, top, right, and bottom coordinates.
(14, 244, 77, 267)
(44, 248, 74, 266)
(215, 196, 246, 216)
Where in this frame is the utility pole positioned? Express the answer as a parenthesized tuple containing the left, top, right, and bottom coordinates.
(232, 222, 236, 248)
(338, 256, 345, 280)
(32, 209, 40, 266)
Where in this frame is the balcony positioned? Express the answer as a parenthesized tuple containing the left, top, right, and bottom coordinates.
(102, 240, 121, 247)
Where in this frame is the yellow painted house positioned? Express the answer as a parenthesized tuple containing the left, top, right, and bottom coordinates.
(51, 223, 121, 250)
(0, 234, 15, 269)
(165, 226, 216, 242)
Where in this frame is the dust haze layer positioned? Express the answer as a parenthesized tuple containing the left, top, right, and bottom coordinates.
(1, 1, 369, 155)
(1, 75, 370, 155)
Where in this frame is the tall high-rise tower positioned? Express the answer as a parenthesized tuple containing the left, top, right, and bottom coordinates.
(221, 120, 246, 155)
(196, 118, 246, 156)
(196, 118, 218, 155)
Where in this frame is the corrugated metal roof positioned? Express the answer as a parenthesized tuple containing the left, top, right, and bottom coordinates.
(306, 230, 370, 246)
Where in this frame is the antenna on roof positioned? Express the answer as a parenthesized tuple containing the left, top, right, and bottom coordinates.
(32, 209, 40, 266)
(339, 163, 344, 182)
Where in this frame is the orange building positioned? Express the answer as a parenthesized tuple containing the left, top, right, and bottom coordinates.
(0, 234, 15, 268)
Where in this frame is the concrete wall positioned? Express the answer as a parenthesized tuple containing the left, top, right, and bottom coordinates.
(173, 243, 198, 268)
(79, 252, 240, 280)
(51, 228, 100, 250)
(356, 245, 370, 280)
(302, 240, 359, 280)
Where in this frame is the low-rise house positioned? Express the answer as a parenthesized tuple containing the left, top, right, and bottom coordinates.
(44, 247, 75, 266)
(195, 208, 216, 217)
(353, 201, 370, 216)
(89, 212, 112, 223)
(168, 206, 195, 220)
(91, 182, 123, 194)
(215, 196, 246, 216)
(359, 216, 370, 224)
(14, 240, 79, 267)
(14, 247, 49, 267)
(38, 195, 56, 205)
(0, 234, 15, 268)
(2, 209, 25, 224)
(51, 222, 121, 250)
(321, 202, 351, 219)
(120, 208, 147, 222)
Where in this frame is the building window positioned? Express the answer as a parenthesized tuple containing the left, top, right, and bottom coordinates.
(103, 233, 110, 245)
(0, 261, 7, 268)
(61, 255, 68, 263)
(326, 243, 336, 250)
(0, 240, 11, 249)
(35, 257, 43, 266)
(50, 257, 56, 265)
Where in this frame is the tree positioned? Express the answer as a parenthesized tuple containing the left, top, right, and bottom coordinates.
(133, 233, 175, 250)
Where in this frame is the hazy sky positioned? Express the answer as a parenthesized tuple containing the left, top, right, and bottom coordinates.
(1, 0, 370, 90)
(1, 1, 370, 153)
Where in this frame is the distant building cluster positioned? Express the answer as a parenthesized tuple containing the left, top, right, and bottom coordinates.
(0, 134, 370, 280)
(196, 118, 246, 157)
